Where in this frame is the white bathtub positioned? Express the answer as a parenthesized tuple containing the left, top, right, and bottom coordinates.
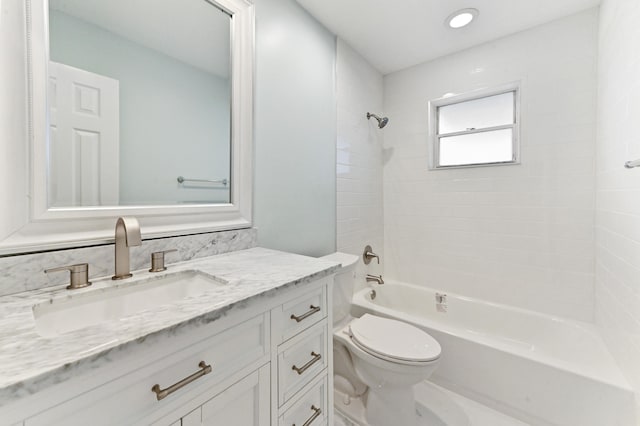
(351, 281, 636, 426)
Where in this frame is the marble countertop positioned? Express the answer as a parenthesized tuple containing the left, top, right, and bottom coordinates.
(0, 247, 339, 405)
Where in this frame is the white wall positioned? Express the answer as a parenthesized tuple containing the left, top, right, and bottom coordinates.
(0, 0, 28, 242)
(50, 10, 231, 205)
(596, 0, 640, 415)
(383, 9, 599, 321)
(336, 39, 384, 284)
(254, 0, 337, 256)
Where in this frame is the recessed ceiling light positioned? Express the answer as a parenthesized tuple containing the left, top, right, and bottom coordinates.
(446, 8, 479, 29)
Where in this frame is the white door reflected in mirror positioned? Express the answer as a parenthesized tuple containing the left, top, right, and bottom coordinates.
(49, 61, 120, 207)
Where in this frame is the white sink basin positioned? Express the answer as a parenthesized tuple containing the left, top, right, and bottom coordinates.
(33, 270, 225, 338)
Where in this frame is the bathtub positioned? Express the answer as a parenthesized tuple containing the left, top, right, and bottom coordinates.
(350, 281, 636, 426)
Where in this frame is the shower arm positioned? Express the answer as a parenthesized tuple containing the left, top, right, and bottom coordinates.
(366, 112, 389, 129)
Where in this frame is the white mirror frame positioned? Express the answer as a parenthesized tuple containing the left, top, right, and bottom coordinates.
(0, 0, 254, 255)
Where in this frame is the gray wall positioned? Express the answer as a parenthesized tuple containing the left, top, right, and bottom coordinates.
(254, 0, 337, 256)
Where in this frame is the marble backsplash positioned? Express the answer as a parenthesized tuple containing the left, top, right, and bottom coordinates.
(0, 228, 257, 296)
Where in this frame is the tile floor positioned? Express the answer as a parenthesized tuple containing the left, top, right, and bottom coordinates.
(334, 381, 528, 426)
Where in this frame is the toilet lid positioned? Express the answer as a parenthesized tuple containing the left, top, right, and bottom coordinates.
(349, 314, 441, 362)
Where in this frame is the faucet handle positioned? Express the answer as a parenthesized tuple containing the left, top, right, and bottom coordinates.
(363, 245, 380, 265)
(45, 263, 92, 290)
(149, 249, 178, 272)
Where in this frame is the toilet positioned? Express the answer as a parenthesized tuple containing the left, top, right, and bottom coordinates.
(322, 253, 441, 426)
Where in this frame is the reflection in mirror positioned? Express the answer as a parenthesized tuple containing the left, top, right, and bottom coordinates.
(48, 0, 231, 207)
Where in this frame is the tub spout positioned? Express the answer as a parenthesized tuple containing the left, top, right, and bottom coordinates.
(366, 274, 384, 285)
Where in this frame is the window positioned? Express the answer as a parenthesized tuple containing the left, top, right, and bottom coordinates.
(429, 83, 520, 169)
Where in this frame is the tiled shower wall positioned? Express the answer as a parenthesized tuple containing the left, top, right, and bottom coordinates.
(596, 0, 640, 414)
(382, 9, 599, 321)
(336, 39, 384, 284)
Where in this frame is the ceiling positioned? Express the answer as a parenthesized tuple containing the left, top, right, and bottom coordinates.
(51, 0, 230, 78)
(296, 0, 600, 75)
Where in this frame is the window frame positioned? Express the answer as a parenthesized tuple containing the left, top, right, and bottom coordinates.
(428, 82, 521, 170)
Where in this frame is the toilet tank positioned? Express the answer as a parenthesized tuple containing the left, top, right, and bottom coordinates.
(320, 252, 359, 326)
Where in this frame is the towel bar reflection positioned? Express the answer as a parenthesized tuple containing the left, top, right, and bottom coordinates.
(177, 176, 228, 186)
(624, 159, 640, 169)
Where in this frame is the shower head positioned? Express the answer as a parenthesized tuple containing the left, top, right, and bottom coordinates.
(367, 112, 389, 129)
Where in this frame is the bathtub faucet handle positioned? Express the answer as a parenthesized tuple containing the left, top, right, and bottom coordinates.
(435, 293, 447, 304)
(363, 245, 380, 265)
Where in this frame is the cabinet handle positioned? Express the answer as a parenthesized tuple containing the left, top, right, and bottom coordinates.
(292, 352, 322, 375)
(290, 305, 321, 323)
(151, 361, 212, 401)
(293, 405, 322, 426)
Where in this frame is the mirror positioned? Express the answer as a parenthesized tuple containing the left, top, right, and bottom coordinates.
(0, 0, 253, 255)
(48, 0, 231, 206)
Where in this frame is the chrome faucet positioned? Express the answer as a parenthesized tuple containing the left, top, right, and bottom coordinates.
(366, 274, 384, 285)
(112, 217, 142, 280)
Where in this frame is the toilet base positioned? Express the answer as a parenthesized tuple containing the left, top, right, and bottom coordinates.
(335, 387, 423, 426)
(365, 386, 416, 426)
(335, 387, 366, 425)
(335, 381, 470, 426)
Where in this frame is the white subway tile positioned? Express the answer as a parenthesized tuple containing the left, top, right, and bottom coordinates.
(336, 39, 385, 266)
(383, 10, 598, 322)
(597, 0, 640, 414)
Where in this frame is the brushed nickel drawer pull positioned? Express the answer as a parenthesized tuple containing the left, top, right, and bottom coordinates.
(294, 405, 322, 426)
(292, 352, 322, 375)
(151, 361, 212, 401)
(290, 305, 321, 323)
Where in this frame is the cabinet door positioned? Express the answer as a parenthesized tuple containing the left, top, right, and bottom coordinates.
(181, 409, 201, 426)
(278, 321, 328, 406)
(200, 364, 270, 426)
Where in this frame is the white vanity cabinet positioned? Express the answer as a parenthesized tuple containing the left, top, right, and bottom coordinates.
(157, 365, 271, 426)
(271, 284, 332, 426)
(24, 313, 272, 426)
(3, 275, 333, 426)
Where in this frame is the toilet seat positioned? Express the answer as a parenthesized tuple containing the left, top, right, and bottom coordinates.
(349, 314, 441, 364)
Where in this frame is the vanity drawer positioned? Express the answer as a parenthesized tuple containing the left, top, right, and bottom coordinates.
(277, 320, 328, 406)
(26, 313, 269, 426)
(279, 374, 328, 426)
(275, 281, 328, 344)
